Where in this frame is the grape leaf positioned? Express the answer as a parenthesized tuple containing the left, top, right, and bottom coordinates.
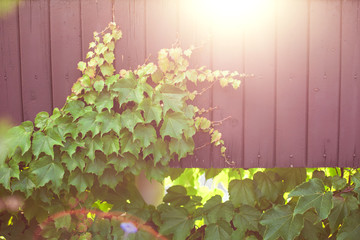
(232, 205, 261, 238)
(6, 121, 33, 156)
(269, 168, 306, 192)
(289, 178, 333, 220)
(202, 195, 234, 224)
(253, 171, 283, 203)
(159, 205, 194, 240)
(120, 109, 144, 133)
(205, 221, 232, 240)
(337, 209, 360, 240)
(169, 136, 194, 159)
(260, 205, 304, 240)
(138, 98, 162, 125)
(30, 156, 64, 188)
(133, 124, 157, 148)
(95, 91, 113, 112)
(94, 80, 105, 92)
(103, 51, 115, 64)
(160, 112, 189, 140)
(68, 168, 94, 192)
(229, 179, 256, 207)
(32, 131, 63, 159)
(328, 195, 358, 233)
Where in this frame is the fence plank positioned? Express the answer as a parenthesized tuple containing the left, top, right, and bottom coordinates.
(339, 0, 360, 167)
(212, 5, 245, 168)
(308, 0, 341, 167)
(80, 0, 113, 60)
(243, 1, 276, 168)
(114, 0, 146, 71)
(18, 0, 52, 122)
(50, 0, 82, 109)
(275, 0, 308, 167)
(0, 7, 23, 124)
(178, 0, 212, 168)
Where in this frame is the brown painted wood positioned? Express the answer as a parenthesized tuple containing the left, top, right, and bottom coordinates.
(275, 0, 308, 167)
(243, 1, 276, 168)
(338, 0, 360, 167)
(308, 0, 341, 167)
(114, 0, 146, 71)
(80, 0, 113, 60)
(18, 0, 53, 122)
(211, 4, 245, 168)
(0, 6, 23, 124)
(178, 0, 212, 168)
(50, 0, 82, 109)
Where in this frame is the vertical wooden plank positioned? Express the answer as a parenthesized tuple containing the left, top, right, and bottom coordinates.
(50, 0, 82, 109)
(114, 0, 146, 71)
(308, 0, 341, 167)
(0, 6, 23, 124)
(146, 0, 180, 167)
(19, 0, 53, 122)
(212, 4, 245, 168)
(178, 0, 212, 168)
(276, 0, 308, 167)
(80, 0, 113, 59)
(243, 0, 276, 168)
(339, 0, 360, 167)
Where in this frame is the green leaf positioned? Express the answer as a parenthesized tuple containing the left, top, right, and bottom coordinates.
(99, 63, 115, 77)
(64, 100, 86, 121)
(151, 69, 163, 83)
(30, 156, 64, 188)
(62, 152, 86, 172)
(133, 124, 157, 148)
(54, 115, 78, 139)
(54, 213, 71, 230)
(108, 153, 136, 173)
(163, 185, 190, 207)
(300, 211, 327, 240)
(85, 156, 107, 176)
(289, 178, 333, 220)
(159, 206, 194, 240)
(11, 171, 36, 197)
(232, 205, 261, 238)
(160, 112, 189, 139)
(169, 136, 194, 160)
(120, 109, 143, 133)
(112, 73, 144, 105)
(260, 205, 304, 240)
(331, 175, 347, 191)
(205, 221, 232, 240)
(270, 168, 307, 192)
(94, 80, 105, 92)
(77, 61, 86, 72)
(99, 168, 122, 190)
(6, 121, 33, 156)
(138, 98, 162, 125)
(120, 129, 141, 156)
(84, 135, 103, 160)
(61, 137, 85, 157)
(103, 51, 115, 64)
(32, 131, 63, 159)
(0, 167, 18, 190)
(158, 84, 187, 114)
(105, 74, 119, 88)
(95, 91, 113, 112)
(253, 171, 283, 203)
(337, 209, 360, 240)
(328, 195, 358, 233)
(103, 33, 113, 44)
(102, 133, 120, 155)
(77, 111, 100, 137)
(143, 139, 169, 165)
(229, 179, 256, 207)
(137, 62, 157, 77)
(95, 111, 122, 136)
(34, 111, 49, 130)
(68, 168, 94, 192)
(202, 195, 234, 224)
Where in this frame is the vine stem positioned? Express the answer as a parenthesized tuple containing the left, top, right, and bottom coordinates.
(212, 116, 232, 126)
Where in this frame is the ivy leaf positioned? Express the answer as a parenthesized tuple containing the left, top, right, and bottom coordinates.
(160, 112, 189, 140)
(202, 195, 234, 224)
(120, 129, 141, 156)
(169, 136, 194, 160)
(34, 111, 50, 130)
(63, 100, 86, 121)
(68, 168, 94, 192)
(103, 51, 115, 64)
(108, 153, 136, 173)
(159, 206, 194, 240)
(133, 124, 157, 148)
(105, 74, 119, 88)
(94, 80, 105, 92)
(54, 115, 78, 139)
(120, 109, 144, 133)
(77, 61, 86, 72)
(229, 179, 256, 207)
(32, 131, 64, 159)
(11, 171, 36, 198)
(232, 205, 261, 238)
(30, 156, 64, 188)
(6, 121, 33, 156)
(253, 171, 283, 203)
(84, 135, 103, 161)
(260, 205, 304, 240)
(99, 168, 123, 190)
(61, 152, 86, 172)
(158, 84, 187, 114)
(61, 138, 85, 158)
(328, 195, 358, 233)
(0, 167, 18, 190)
(95, 91, 113, 112)
(337, 209, 360, 240)
(102, 133, 120, 156)
(85, 156, 107, 176)
(77, 111, 100, 137)
(112, 73, 144, 105)
(289, 178, 333, 220)
(205, 221, 232, 240)
(95, 111, 122, 136)
(270, 168, 307, 192)
(143, 139, 169, 165)
(138, 98, 162, 125)
(54, 213, 71, 230)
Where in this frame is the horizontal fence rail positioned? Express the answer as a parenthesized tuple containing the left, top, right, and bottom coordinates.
(0, 0, 359, 168)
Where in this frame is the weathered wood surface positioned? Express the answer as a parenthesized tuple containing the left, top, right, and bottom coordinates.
(0, 0, 359, 168)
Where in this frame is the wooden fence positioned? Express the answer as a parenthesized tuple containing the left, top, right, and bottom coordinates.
(0, 0, 359, 168)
